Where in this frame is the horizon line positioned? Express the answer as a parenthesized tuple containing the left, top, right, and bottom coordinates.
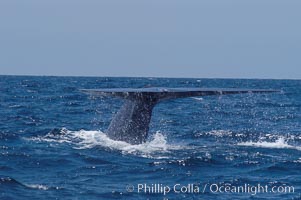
(0, 73, 300, 81)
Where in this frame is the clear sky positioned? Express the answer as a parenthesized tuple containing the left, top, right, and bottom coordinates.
(0, 0, 300, 79)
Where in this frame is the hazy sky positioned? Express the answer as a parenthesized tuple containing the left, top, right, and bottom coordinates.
(0, 0, 300, 79)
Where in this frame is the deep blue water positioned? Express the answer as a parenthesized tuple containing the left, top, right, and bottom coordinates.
(0, 76, 300, 200)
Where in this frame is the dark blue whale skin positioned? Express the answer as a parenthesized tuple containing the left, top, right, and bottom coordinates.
(81, 87, 279, 144)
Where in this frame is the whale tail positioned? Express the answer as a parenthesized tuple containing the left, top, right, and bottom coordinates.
(81, 87, 278, 144)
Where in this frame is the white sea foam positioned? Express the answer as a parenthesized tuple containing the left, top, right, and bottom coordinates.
(196, 130, 233, 137)
(293, 158, 301, 163)
(25, 184, 49, 190)
(191, 97, 203, 101)
(238, 137, 301, 151)
(28, 129, 183, 157)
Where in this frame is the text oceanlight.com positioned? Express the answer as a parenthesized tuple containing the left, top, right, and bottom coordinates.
(126, 183, 295, 196)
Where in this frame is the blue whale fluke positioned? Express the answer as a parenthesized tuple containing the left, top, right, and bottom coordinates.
(81, 87, 278, 144)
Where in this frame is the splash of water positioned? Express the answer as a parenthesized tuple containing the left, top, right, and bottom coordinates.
(27, 128, 183, 157)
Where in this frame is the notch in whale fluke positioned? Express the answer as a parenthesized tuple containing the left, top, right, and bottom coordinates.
(81, 87, 280, 145)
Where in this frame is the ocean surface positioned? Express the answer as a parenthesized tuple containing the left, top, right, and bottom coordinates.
(0, 76, 300, 200)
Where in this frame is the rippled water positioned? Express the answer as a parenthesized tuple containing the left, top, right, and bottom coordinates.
(0, 76, 300, 199)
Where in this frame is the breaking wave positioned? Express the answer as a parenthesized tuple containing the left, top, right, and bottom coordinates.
(0, 177, 51, 191)
(238, 137, 301, 151)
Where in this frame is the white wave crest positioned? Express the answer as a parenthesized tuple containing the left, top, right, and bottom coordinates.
(238, 137, 301, 151)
